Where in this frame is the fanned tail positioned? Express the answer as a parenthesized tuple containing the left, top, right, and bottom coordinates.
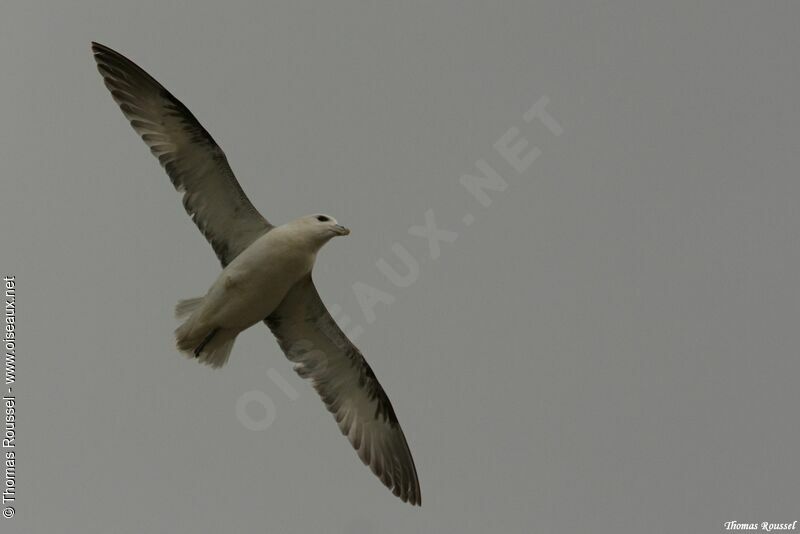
(175, 297, 204, 319)
(195, 335, 236, 368)
(173, 295, 237, 368)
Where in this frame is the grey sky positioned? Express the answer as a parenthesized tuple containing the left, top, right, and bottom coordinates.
(1, 1, 799, 533)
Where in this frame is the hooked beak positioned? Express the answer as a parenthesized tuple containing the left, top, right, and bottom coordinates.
(333, 224, 350, 236)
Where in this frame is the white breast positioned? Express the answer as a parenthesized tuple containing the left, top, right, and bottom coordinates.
(197, 228, 316, 330)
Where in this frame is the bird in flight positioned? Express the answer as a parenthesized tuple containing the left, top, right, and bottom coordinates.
(91, 42, 420, 505)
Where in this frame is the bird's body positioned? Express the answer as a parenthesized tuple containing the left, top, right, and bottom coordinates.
(92, 42, 421, 505)
(175, 217, 345, 367)
(196, 226, 315, 327)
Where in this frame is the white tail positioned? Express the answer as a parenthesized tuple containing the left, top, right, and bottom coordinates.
(175, 297, 204, 319)
(174, 295, 237, 368)
(195, 335, 236, 368)
(175, 326, 237, 369)
(175, 297, 239, 367)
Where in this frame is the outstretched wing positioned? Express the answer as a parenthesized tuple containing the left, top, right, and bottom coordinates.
(265, 276, 421, 506)
(92, 42, 272, 266)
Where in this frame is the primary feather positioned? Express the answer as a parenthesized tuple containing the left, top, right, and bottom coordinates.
(93, 42, 421, 505)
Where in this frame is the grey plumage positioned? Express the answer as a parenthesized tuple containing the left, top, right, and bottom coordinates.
(92, 42, 421, 505)
(267, 276, 421, 504)
(92, 41, 271, 267)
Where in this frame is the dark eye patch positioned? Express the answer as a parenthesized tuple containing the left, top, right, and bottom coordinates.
(316, 215, 330, 222)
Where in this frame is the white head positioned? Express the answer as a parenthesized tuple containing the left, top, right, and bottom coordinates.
(286, 214, 350, 249)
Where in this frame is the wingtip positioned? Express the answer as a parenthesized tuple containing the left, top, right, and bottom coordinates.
(405, 495, 422, 507)
(90, 41, 115, 57)
(412, 488, 422, 507)
(397, 480, 422, 506)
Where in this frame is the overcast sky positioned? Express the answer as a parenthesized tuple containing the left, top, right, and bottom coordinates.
(1, 2, 799, 533)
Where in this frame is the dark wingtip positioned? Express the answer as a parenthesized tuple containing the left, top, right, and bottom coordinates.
(91, 42, 110, 64)
(412, 488, 422, 506)
(91, 41, 118, 61)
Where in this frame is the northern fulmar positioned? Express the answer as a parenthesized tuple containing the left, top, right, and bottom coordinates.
(92, 42, 420, 506)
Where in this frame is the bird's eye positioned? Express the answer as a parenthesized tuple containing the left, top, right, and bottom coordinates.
(316, 215, 330, 222)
